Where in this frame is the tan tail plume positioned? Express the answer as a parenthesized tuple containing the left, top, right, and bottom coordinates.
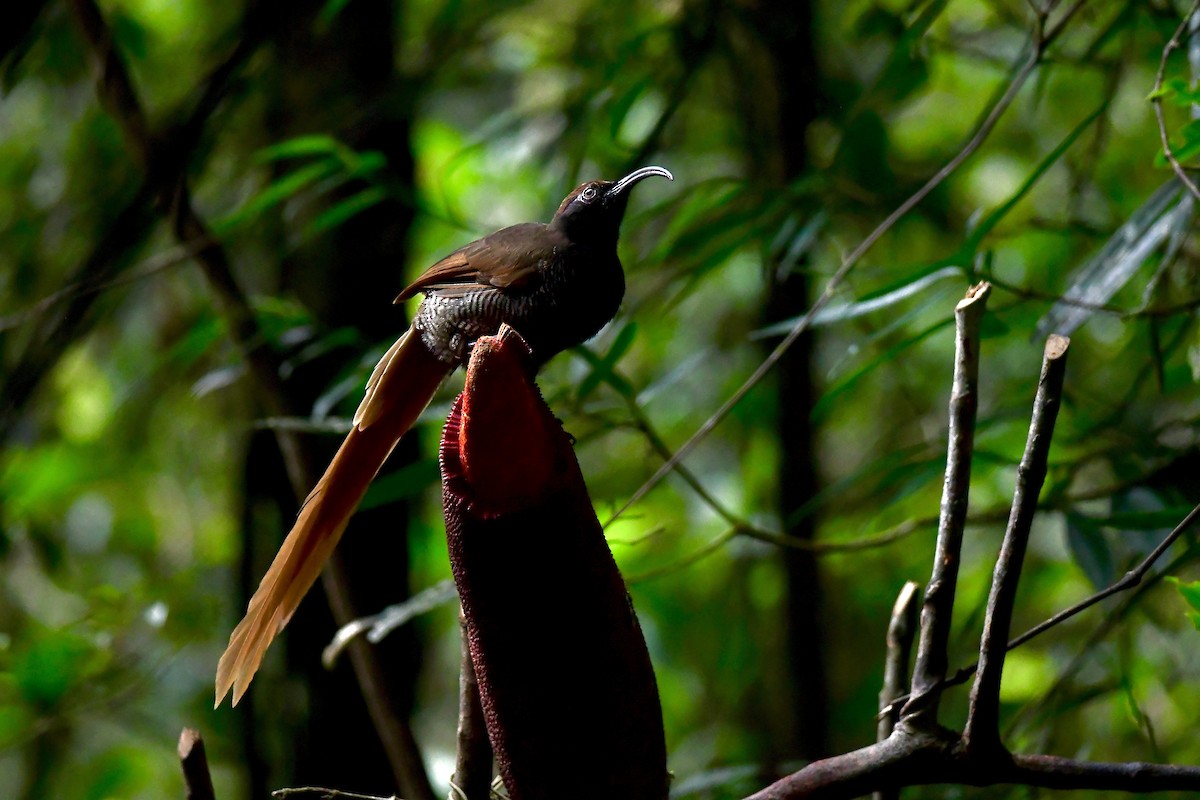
(216, 331, 451, 707)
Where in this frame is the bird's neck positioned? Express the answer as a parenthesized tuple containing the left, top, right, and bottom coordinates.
(549, 217, 621, 250)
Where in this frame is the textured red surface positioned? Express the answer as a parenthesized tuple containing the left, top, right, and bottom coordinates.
(441, 325, 668, 800)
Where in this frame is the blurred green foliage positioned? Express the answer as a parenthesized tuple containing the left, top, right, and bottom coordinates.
(2, 0, 1200, 798)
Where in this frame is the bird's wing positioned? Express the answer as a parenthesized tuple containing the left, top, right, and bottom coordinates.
(394, 223, 556, 302)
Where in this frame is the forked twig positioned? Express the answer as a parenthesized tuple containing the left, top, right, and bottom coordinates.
(878, 498, 1200, 718)
(744, 290, 1200, 798)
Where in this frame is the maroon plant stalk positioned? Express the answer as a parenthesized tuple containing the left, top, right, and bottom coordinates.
(441, 325, 667, 800)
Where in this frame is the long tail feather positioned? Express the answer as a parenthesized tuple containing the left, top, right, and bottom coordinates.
(216, 330, 451, 706)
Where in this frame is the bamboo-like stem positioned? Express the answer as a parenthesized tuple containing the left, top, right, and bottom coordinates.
(963, 335, 1069, 752)
(903, 282, 990, 725)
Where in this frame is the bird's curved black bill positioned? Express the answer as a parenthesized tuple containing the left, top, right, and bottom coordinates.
(608, 165, 673, 197)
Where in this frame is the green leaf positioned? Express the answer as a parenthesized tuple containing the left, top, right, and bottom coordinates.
(304, 186, 389, 238)
(1065, 512, 1115, 590)
(575, 323, 638, 402)
(1036, 179, 1186, 338)
(1148, 77, 1200, 107)
(1147, 80, 1176, 100)
(968, 106, 1104, 249)
(608, 78, 652, 140)
(217, 160, 341, 232)
(1155, 119, 1200, 166)
(0, 703, 34, 748)
(1166, 577, 1200, 632)
(255, 134, 343, 163)
(318, 0, 355, 28)
(753, 265, 961, 337)
(1168, 576, 1200, 614)
(12, 630, 96, 709)
(341, 149, 388, 178)
(606, 321, 638, 364)
(813, 316, 950, 421)
(168, 312, 225, 367)
(359, 459, 441, 511)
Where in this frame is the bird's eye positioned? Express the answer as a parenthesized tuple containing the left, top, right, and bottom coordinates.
(580, 186, 598, 203)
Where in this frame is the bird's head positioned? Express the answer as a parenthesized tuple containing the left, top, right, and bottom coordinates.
(551, 166, 673, 244)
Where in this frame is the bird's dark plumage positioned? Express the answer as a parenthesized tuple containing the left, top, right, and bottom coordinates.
(216, 166, 672, 706)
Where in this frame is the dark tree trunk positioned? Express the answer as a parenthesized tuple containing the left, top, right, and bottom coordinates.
(238, 0, 424, 795)
(734, 0, 827, 762)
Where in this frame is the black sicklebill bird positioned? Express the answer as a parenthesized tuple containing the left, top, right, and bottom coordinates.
(216, 165, 673, 706)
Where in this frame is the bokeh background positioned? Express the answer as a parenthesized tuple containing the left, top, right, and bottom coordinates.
(2, 0, 1200, 798)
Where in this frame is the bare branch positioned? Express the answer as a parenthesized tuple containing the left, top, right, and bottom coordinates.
(627, 528, 738, 583)
(741, 517, 931, 554)
(1004, 498, 1200, 653)
(1151, 0, 1200, 202)
(880, 498, 1200, 719)
(323, 580, 459, 668)
(964, 334, 1069, 752)
(744, 733, 941, 800)
(452, 610, 493, 800)
(1006, 542, 1200, 737)
(177, 728, 216, 800)
(874, 581, 921, 800)
(0, 237, 215, 336)
(903, 282, 990, 726)
(273, 788, 400, 800)
(742, 728, 1200, 800)
(1003, 753, 1200, 793)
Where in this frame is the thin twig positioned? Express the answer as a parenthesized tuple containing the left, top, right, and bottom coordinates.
(452, 609, 493, 800)
(0, 236, 215, 334)
(1004, 498, 1200, 653)
(608, 1, 1086, 525)
(323, 580, 459, 669)
(903, 283, 990, 726)
(964, 334, 1069, 753)
(874, 581, 921, 800)
(591, 363, 747, 529)
(177, 728, 216, 800)
(989, 273, 1200, 319)
(740, 518, 930, 554)
(0, 193, 158, 438)
(627, 528, 737, 583)
(272, 788, 400, 800)
(1006, 541, 1200, 738)
(1150, 0, 1200, 202)
(879, 499, 1200, 719)
(626, 472, 1190, 588)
